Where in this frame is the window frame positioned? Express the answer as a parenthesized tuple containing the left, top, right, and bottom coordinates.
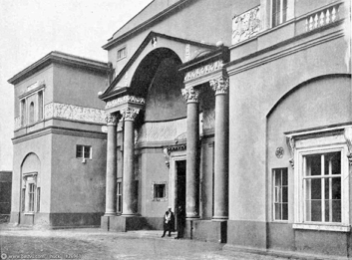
(76, 145, 92, 159)
(116, 47, 127, 61)
(272, 168, 288, 222)
(293, 136, 350, 232)
(152, 182, 167, 201)
(271, 0, 288, 27)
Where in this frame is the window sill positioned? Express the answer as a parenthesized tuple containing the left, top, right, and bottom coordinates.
(24, 212, 35, 215)
(293, 223, 350, 232)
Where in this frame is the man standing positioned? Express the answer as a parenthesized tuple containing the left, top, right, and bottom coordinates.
(167, 206, 175, 233)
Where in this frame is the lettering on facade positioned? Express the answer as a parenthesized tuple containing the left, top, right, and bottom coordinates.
(232, 6, 261, 45)
(105, 95, 145, 110)
(166, 144, 187, 154)
(184, 60, 223, 82)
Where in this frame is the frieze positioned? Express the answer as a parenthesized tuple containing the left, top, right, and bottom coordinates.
(232, 6, 261, 45)
(45, 102, 106, 124)
(184, 60, 223, 82)
(105, 95, 145, 110)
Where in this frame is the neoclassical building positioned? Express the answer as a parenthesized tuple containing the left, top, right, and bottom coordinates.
(10, 0, 352, 258)
(9, 52, 109, 228)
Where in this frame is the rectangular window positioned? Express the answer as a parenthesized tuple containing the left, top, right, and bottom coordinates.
(76, 145, 91, 159)
(273, 168, 288, 221)
(20, 99, 26, 126)
(37, 187, 41, 212)
(38, 91, 43, 120)
(117, 47, 126, 61)
(28, 183, 35, 212)
(154, 184, 166, 199)
(304, 152, 341, 223)
(272, 0, 287, 27)
(117, 181, 122, 213)
(21, 188, 26, 212)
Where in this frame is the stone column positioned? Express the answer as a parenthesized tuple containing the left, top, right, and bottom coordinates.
(105, 114, 118, 216)
(182, 86, 200, 219)
(122, 107, 139, 216)
(210, 76, 229, 220)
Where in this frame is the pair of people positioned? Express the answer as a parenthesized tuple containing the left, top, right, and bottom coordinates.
(161, 206, 185, 239)
(161, 207, 175, 237)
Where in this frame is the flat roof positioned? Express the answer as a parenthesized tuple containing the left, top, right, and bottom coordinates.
(8, 51, 109, 85)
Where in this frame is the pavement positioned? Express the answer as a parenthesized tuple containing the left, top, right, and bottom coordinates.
(0, 224, 290, 260)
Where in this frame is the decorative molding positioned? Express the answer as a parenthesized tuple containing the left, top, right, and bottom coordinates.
(122, 107, 139, 121)
(44, 102, 106, 124)
(182, 87, 200, 103)
(209, 76, 229, 95)
(106, 114, 118, 125)
(275, 147, 284, 159)
(105, 95, 145, 110)
(232, 5, 261, 45)
(344, 127, 352, 164)
(286, 136, 295, 168)
(184, 60, 223, 82)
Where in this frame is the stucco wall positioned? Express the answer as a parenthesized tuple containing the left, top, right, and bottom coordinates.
(10, 133, 52, 222)
(50, 133, 106, 213)
(53, 64, 108, 109)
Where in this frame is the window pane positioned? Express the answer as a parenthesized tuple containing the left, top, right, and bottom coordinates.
(282, 169, 288, 185)
(305, 178, 322, 222)
(37, 188, 40, 212)
(282, 187, 288, 203)
(310, 199, 322, 222)
(282, 203, 288, 220)
(311, 178, 321, 199)
(325, 199, 330, 222)
(332, 177, 341, 199)
(38, 91, 43, 120)
(332, 199, 341, 222)
(275, 203, 281, 220)
(282, 0, 288, 22)
(76, 145, 83, 158)
(275, 171, 281, 186)
(84, 146, 91, 159)
(306, 154, 321, 176)
(331, 152, 341, 175)
(154, 184, 165, 198)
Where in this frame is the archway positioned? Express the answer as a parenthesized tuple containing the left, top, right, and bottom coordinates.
(20, 153, 41, 225)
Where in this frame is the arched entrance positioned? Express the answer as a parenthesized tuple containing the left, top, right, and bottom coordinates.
(20, 153, 41, 225)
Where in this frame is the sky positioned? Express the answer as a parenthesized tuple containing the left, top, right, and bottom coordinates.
(0, 0, 153, 171)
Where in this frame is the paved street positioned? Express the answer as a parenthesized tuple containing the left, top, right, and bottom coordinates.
(0, 225, 288, 260)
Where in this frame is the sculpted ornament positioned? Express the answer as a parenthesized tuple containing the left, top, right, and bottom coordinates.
(182, 87, 200, 103)
(210, 77, 229, 95)
(122, 107, 139, 121)
(106, 114, 118, 125)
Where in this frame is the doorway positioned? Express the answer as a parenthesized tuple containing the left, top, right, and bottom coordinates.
(175, 160, 186, 211)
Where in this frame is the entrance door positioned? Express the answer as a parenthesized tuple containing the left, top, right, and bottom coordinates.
(175, 160, 186, 211)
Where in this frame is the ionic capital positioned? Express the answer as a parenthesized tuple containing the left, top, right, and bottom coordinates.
(122, 107, 139, 121)
(106, 114, 118, 125)
(182, 87, 200, 103)
(210, 77, 229, 95)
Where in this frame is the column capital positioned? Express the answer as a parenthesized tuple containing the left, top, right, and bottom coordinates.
(210, 76, 229, 95)
(106, 114, 118, 125)
(182, 87, 200, 103)
(122, 107, 139, 121)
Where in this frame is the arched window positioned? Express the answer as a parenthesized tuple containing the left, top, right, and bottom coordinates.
(29, 102, 34, 124)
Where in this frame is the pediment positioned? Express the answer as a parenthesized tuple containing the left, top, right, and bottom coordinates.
(99, 32, 217, 100)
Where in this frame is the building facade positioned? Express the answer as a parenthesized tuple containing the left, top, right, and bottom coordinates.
(98, 0, 351, 258)
(8, 52, 109, 228)
(9, 0, 352, 258)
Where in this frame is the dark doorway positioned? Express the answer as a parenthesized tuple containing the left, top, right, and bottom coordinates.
(176, 160, 186, 211)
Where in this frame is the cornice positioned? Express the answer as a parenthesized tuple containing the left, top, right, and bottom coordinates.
(102, 0, 193, 50)
(8, 51, 110, 85)
(12, 125, 106, 144)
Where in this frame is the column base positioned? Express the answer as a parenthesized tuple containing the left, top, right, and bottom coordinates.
(101, 215, 148, 232)
(212, 216, 229, 221)
(187, 219, 227, 243)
